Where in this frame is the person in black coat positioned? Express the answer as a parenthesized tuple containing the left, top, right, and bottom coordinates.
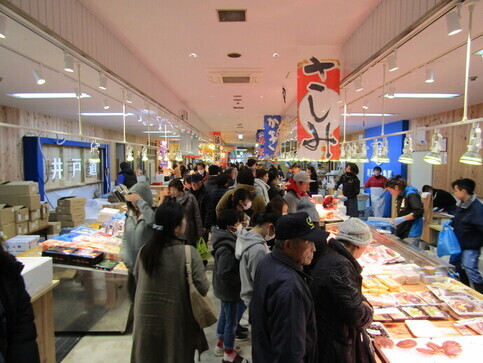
(250, 212, 327, 363)
(450, 178, 483, 293)
(117, 161, 137, 189)
(422, 185, 456, 213)
(307, 166, 319, 196)
(334, 163, 360, 217)
(0, 238, 40, 363)
(267, 170, 284, 200)
(309, 218, 375, 363)
(212, 210, 248, 362)
(190, 173, 214, 235)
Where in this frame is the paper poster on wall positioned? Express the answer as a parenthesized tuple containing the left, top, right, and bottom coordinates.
(297, 57, 340, 160)
(263, 115, 280, 158)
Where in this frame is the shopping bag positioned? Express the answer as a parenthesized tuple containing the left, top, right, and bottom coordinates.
(437, 220, 461, 257)
(196, 237, 211, 261)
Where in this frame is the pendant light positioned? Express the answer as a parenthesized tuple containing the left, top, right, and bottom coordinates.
(424, 130, 443, 165)
(141, 146, 149, 161)
(370, 140, 380, 162)
(378, 138, 390, 163)
(460, 124, 482, 165)
(126, 145, 134, 162)
(398, 134, 414, 164)
(89, 140, 101, 163)
(357, 141, 369, 163)
(339, 144, 348, 161)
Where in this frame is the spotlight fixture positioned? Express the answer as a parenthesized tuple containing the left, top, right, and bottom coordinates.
(424, 130, 443, 165)
(188, 52, 199, 58)
(387, 52, 398, 72)
(398, 134, 414, 164)
(362, 99, 369, 110)
(141, 146, 149, 161)
(460, 124, 482, 165)
(64, 53, 74, 72)
(126, 145, 134, 162)
(138, 114, 143, 123)
(425, 69, 435, 83)
(103, 99, 110, 110)
(355, 76, 363, 92)
(387, 87, 395, 99)
(98, 72, 107, 90)
(0, 15, 6, 39)
(89, 140, 101, 163)
(238, 134, 243, 140)
(126, 91, 133, 104)
(32, 66, 45, 85)
(272, 52, 280, 57)
(446, 7, 462, 36)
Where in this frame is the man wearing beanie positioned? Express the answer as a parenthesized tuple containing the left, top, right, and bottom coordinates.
(251, 212, 326, 363)
(309, 218, 376, 363)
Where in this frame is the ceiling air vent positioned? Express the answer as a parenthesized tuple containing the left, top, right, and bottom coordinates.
(233, 106, 244, 110)
(217, 9, 246, 22)
(208, 69, 262, 84)
(223, 76, 250, 84)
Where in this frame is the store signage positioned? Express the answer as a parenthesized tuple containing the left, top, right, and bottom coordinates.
(50, 158, 98, 180)
(213, 132, 222, 145)
(263, 115, 280, 158)
(256, 129, 265, 159)
(297, 57, 340, 160)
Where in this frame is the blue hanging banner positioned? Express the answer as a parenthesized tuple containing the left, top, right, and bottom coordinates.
(263, 115, 281, 158)
(256, 129, 265, 159)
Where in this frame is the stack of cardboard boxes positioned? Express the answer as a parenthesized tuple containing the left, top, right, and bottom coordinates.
(0, 181, 43, 239)
(50, 197, 86, 227)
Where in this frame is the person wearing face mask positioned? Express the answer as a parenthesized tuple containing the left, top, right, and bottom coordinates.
(309, 218, 375, 363)
(334, 163, 361, 218)
(212, 210, 250, 363)
(284, 171, 316, 213)
(235, 212, 281, 308)
(196, 162, 208, 182)
(229, 189, 252, 227)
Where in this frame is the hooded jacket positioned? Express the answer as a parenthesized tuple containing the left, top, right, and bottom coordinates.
(204, 175, 218, 194)
(190, 185, 213, 230)
(235, 228, 270, 306)
(164, 192, 203, 246)
(309, 239, 375, 363)
(0, 251, 40, 363)
(335, 172, 360, 199)
(216, 183, 266, 217)
(250, 248, 317, 363)
(254, 178, 270, 204)
(121, 182, 156, 271)
(284, 178, 310, 213)
(211, 227, 241, 302)
(118, 162, 137, 189)
(452, 194, 483, 250)
(395, 186, 424, 239)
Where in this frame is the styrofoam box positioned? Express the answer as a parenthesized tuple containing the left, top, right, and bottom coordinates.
(16, 257, 53, 297)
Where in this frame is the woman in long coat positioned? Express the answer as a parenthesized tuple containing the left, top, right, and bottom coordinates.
(131, 202, 210, 363)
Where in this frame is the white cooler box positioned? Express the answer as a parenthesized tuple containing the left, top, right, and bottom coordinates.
(16, 257, 53, 297)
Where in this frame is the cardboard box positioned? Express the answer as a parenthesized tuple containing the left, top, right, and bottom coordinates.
(46, 221, 61, 235)
(15, 222, 29, 235)
(56, 204, 85, 215)
(56, 211, 85, 222)
(42, 246, 77, 264)
(70, 249, 104, 267)
(13, 206, 29, 223)
(60, 219, 85, 228)
(29, 209, 40, 221)
(57, 197, 87, 207)
(17, 257, 53, 297)
(28, 219, 39, 233)
(0, 204, 14, 225)
(40, 202, 49, 219)
(0, 223, 16, 240)
(6, 235, 40, 253)
(38, 217, 49, 228)
(49, 212, 57, 222)
(0, 181, 39, 196)
(0, 195, 41, 211)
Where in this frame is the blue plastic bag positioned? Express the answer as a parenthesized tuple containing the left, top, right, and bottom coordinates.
(437, 220, 461, 257)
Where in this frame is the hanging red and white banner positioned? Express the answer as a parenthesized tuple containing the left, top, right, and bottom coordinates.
(297, 58, 340, 160)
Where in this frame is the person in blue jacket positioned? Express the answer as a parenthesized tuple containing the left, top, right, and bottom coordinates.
(385, 176, 424, 247)
(250, 212, 327, 363)
(450, 178, 483, 293)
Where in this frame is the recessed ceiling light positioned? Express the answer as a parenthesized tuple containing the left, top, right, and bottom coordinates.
(227, 52, 242, 58)
(272, 52, 280, 57)
(238, 134, 244, 140)
(260, 95, 264, 98)
(383, 93, 461, 99)
(81, 113, 134, 116)
(8, 92, 91, 99)
(188, 52, 199, 58)
(342, 113, 397, 117)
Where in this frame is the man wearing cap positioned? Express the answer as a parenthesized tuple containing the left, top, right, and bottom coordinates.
(250, 212, 326, 363)
(309, 218, 375, 363)
(284, 171, 316, 213)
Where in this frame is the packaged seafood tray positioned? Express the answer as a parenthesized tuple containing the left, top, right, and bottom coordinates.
(366, 322, 392, 339)
(419, 305, 449, 319)
(391, 292, 426, 305)
(454, 317, 483, 335)
(373, 307, 408, 322)
(358, 244, 405, 266)
(428, 280, 481, 300)
(399, 306, 429, 319)
(365, 293, 397, 307)
(443, 296, 483, 316)
(417, 291, 442, 305)
(374, 336, 483, 362)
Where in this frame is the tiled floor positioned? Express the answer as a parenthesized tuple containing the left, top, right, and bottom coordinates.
(61, 269, 253, 363)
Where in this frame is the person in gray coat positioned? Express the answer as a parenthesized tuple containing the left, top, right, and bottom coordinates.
(131, 202, 210, 363)
(121, 181, 155, 300)
(284, 171, 314, 213)
(235, 212, 281, 307)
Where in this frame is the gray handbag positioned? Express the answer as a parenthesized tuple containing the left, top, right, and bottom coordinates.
(184, 245, 217, 328)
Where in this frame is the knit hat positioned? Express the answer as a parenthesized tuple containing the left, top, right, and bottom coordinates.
(337, 218, 372, 247)
(296, 199, 319, 224)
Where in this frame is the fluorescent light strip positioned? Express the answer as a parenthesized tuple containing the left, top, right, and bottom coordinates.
(143, 131, 177, 134)
(384, 93, 461, 99)
(8, 93, 91, 99)
(81, 113, 135, 116)
(342, 113, 397, 117)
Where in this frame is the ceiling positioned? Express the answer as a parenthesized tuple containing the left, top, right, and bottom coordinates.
(0, 0, 482, 147)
